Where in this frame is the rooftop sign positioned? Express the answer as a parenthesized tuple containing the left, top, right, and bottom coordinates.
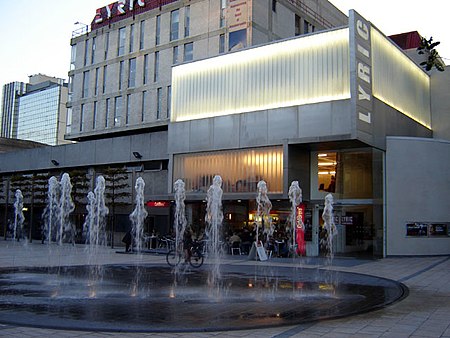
(91, 0, 178, 30)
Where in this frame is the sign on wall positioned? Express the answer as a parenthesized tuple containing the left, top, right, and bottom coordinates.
(349, 10, 373, 144)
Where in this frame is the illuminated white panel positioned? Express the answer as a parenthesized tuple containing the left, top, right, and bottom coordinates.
(171, 29, 350, 122)
(173, 146, 283, 193)
(371, 29, 431, 128)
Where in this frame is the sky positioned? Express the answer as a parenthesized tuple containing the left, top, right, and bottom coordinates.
(0, 0, 449, 88)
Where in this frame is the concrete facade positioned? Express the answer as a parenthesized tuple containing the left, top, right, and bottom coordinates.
(386, 136, 450, 256)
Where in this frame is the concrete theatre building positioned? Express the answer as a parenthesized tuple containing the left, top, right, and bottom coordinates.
(0, 0, 448, 257)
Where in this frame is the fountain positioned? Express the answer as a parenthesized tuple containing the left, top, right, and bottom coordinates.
(84, 175, 109, 248)
(12, 189, 25, 241)
(0, 175, 408, 333)
(129, 177, 148, 253)
(42, 176, 59, 244)
(322, 193, 337, 259)
(173, 179, 187, 253)
(205, 175, 224, 288)
(57, 173, 75, 245)
(288, 181, 305, 256)
(256, 180, 273, 243)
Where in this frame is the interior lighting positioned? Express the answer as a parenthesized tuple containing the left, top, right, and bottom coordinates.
(171, 28, 350, 122)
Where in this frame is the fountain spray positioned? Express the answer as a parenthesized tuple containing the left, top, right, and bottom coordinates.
(256, 180, 272, 244)
(13, 189, 25, 241)
(130, 177, 148, 253)
(322, 193, 337, 259)
(57, 173, 75, 245)
(205, 175, 223, 288)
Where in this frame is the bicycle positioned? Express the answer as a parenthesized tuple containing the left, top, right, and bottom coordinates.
(166, 240, 204, 268)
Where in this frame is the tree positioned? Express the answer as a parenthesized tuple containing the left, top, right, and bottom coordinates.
(102, 167, 131, 247)
(417, 36, 445, 72)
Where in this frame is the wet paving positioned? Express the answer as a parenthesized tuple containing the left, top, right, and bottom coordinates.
(0, 264, 407, 333)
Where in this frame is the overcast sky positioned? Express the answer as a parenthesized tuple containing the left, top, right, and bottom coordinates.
(0, 0, 448, 88)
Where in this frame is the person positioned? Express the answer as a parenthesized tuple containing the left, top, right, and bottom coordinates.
(122, 230, 132, 252)
(326, 175, 335, 192)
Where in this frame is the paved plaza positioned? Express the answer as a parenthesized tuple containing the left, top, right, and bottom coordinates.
(0, 240, 448, 338)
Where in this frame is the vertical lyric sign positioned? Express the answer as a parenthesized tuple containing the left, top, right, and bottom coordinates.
(349, 10, 373, 142)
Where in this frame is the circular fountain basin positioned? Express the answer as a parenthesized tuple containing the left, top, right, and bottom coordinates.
(0, 264, 407, 332)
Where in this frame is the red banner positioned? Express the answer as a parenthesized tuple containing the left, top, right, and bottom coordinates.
(296, 204, 306, 255)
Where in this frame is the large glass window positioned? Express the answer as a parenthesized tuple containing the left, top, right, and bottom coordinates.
(170, 9, 179, 41)
(118, 27, 126, 56)
(173, 146, 283, 194)
(70, 44, 76, 70)
(313, 149, 374, 200)
(219, 34, 225, 54)
(128, 58, 136, 88)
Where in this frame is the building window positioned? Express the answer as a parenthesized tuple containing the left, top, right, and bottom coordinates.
(173, 46, 179, 64)
(184, 6, 190, 37)
(128, 58, 136, 88)
(66, 107, 72, 134)
(105, 98, 110, 127)
(70, 44, 76, 70)
(143, 54, 149, 85)
(156, 87, 162, 119)
(304, 20, 314, 34)
(154, 51, 159, 82)
(167, 85, 171, 118)
(91, 37, 96, 64)
(119, 61, 124, 90)
(139, 20, 145, 50)
(114, 96, 123, 126)
(184, 42, 193, 61)
(272, 0, 277, 12)
(219, 34, 225, 54)
(80, 104, 84, 131)
(104, 32, 109, 60)
(129, 23, 135, 53)
(155, 15, 161, 45)
(170, 9, 179, 41)
(93, 101, 97, 129)
(84, 39, 89, 66)
(102, 65, 107, 94)
(141, 90, 147, 122)
(317, 153, 337, 193)
(118, 27, 126, 56)
(220, 0, 227, 28)
(126, 94, 131, 125)
(295, 15, 301, 36)
(82, 71, 89, 98)
(94, 67, 99, 96)
(173, 146, 283, 193)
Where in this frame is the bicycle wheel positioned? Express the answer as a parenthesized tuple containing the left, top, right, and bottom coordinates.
(166, 249, 181, 267)
(189, 249, 204, 268)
